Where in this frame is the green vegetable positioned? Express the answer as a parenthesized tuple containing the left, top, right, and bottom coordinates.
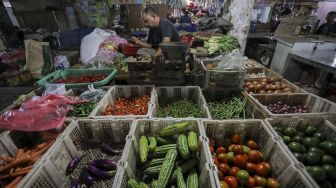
(208, 97, 247, 120)
(177, 134, 190, 160)
(143, 158, 166, 169)
(148, 136, 157, 152)
(140, 136, 149, 163)
(284, 127, 297, 137)
(303, 137, 320, 148)
(151, 180, 159, 188)
(188, 132, 198, 152)
(68, 102, 96, 117)
(292, 135, 303, 143)
(144, 165, 161, 177)
(176, 167, 187, 188)
(283, 136, 291, 144)
(321, 154, 335, 164)
(157, 99, 202, 118)
(288, 142, 305, 153)
(157, 149, 178, 188)
(305, 152, 321, 165)
(293, 152, 305, 163)
(322, 164, 336, 179)
(306, 166, 326, 182)
(186, 169, 198, 188)
(204, 35, 240, 54)
(170, 158, 198, 182)
(305, 126, 317, 136)
(155, 136, 175, 145)
(149, 144, 177, 158)
(127, 178, 139, 188)
(160, 122, 191, 137)
(138, 182, 150, 188)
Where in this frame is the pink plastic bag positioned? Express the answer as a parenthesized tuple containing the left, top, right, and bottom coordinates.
(0, 94, 86, 132)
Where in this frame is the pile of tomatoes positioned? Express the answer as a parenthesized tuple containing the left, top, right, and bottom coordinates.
(55, 74, 107, 84)
(209, 134, 280, 188)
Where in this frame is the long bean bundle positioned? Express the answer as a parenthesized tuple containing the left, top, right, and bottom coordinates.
(208, 97, 247, 120)
(157, 99, 202, 118)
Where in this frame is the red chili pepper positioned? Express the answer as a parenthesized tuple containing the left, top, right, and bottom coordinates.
(55, 74, 108, 84)
(102, 95, 150, 115)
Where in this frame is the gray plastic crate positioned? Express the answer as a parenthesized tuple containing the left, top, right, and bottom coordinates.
(25, 119, 133, 188)
(0, 121, 73, 188)
(92, 85, 155, 119)
(201, 120, 312, 187)
(265, 117, 336, 188)
(203, 88, 267, 120)
(199, 59, 246, 89)
(251, 93, 336, 121)
(150, 86, 211, 119)
(245, 67, 282, 79)
(113, 118, 217, 188)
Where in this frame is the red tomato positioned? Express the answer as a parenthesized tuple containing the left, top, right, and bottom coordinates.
(229, 166, 240, 176)
(246, 140, 258, 150)
(231, 134, 241, 144)
(246, 162, 256, 174)
(209, 138, 216, 148)
(267, 178, 280, 188)
(217, 140, 225, 148)
(248, 150, 263, 163)
(218, 170, 224, 181)
(224, 176, 238, 188)
(233, 154, 248, 169)
(219, 163, 230, 175)
(216, 147, 227, 154)
(220, 181, 230, 188)
(255, 162, 270, 176)
(209, 146, 215, 154)
(261, 162, 271, 172)
(247, 176, 256, 188)
(218, 153, 228, 163)
(228, 144, 235, 152)
(232, 145, 244, 155)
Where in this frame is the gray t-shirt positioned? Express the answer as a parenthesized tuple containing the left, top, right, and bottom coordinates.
(147, 18, 180, 48)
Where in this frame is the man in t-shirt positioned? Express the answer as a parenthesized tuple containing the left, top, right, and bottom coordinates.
(131, 7, 180, 57)
(316, 11, 336, 35)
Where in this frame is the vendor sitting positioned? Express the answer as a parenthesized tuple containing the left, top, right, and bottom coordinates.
(131, 7, 180, 57)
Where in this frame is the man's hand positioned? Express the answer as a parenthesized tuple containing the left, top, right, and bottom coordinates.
(131, 36, 140, 44)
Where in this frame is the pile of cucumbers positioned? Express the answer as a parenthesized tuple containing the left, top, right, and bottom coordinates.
(128, 121, 200, 188)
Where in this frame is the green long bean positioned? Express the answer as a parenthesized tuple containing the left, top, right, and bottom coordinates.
(157, 99, 202, 118)
(208, 97, 247, 120)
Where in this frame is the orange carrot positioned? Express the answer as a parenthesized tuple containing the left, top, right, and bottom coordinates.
(15, 149, 24, 160)
(0, 154, 30, 173)
(10, 169, 31, 177)
(9, 168, 14, 175)
(31, 140, 55, 158)
(14, 167, 21, 172)
(15, 165, 32, 172)
(35, 142, 47, 150)
(5, 176, 22, 188)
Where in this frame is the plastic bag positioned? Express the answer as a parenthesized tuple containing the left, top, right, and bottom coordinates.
(44, 84, 66, 95)
(54, 55, 70, 70)
(80, 28, 111, 64)
(0, 94, 85, 131)
(215, 49, 244, 70)
(79, 84, 106, 103)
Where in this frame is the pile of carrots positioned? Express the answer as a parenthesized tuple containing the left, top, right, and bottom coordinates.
(0, 138, 56, 188)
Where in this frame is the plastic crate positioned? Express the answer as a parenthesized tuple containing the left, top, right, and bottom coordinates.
(36, 68, 118, 89)
(201, 119, 313, 187)
(113, 119, 218, 188)
(251, 93, 336, 120)
(0, 121, 73, 188)
(28, 119, 133, 188)
(203, 89, 267, 120)
(150, 86, 211, 119)
(199, 60, 246, 89)
(265, 117, 336, 187)
(91, 85, 155, 119)
(245, 67, 282, 80)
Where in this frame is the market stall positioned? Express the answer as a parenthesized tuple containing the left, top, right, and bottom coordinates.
(0, 0, 336, 188)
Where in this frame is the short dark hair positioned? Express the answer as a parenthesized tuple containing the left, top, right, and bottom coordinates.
(328, 11, 336, 16)
(142, 7, 158, 16)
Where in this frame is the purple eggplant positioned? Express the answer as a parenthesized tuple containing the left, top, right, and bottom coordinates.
(70, 179, 80, 188)
(88, 164, 116, 179)
(79, 167, 95, 187)
(101, 143, 120, 156)
(91, 159, 117, 171)
(66, 155, 82, 175)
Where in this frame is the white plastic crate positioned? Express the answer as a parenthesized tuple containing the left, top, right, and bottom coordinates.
(0, 120, 74, 188)
(265, 117, 336, 187)
(203, 89, 267, 120)
(245, 67, 282, 79)
(25, 119, 133, 188)
(150, 86, 211, 119)
(201, 120, 312, 188)
(113, 119, 218, 188)
(251, 93, 336, 121)
(199, 60, 246, 89)
(91, 85, 155, 119)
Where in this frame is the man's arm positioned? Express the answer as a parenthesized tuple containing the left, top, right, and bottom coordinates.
(154, 36, 171, 56)
(131, 37, 152, 48)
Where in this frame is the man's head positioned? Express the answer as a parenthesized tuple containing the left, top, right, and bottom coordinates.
(326, 11, 336, 24)
(142, 7, 160, 28)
